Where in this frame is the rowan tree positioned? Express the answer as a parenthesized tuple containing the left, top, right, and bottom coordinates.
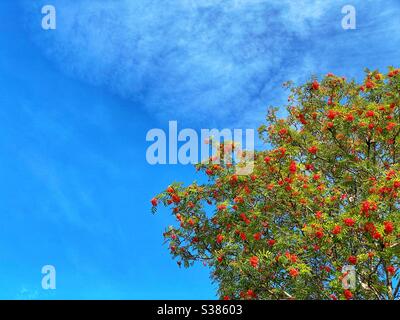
(152, 67, 400, 300)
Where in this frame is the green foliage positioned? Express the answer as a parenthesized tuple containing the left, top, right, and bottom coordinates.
(153, 68, 400, 300)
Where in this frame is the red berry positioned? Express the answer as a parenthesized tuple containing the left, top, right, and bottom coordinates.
(151, 198, 158, 206)
(387, 266, 396, 275)
(366, 110, 375, 117)
(332, 225, 342, 235)
(249, 256, 259, 268)
(366, 80, 375, 89)
(344, 289, 353, 300)
(344, 218, 355, 227)
(348, 256, 357, 265)
(289, 161, 297, 174)
(289, 268, 299, 277)
(384, 221, 394, 234)
(167, 187, 174, 193)
(315, 230, 324, 239)
(217, 204, 227, 211)
(327, 110, 337, 120)
(308, 146, 318, 154)
(387, 122, 396, 131)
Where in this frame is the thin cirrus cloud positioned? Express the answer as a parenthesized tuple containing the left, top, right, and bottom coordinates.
(18, 0, 337, 126)
(19, 0, 400, 127)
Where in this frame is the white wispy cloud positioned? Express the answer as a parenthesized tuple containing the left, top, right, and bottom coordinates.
(18, 0, 336, 125)
(18, 0, 400, 127)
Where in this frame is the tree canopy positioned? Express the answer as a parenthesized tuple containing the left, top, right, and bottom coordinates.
(152, 67, 400, 300)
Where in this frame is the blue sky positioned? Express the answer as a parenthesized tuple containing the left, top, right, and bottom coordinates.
(0, 0, 399, 299)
